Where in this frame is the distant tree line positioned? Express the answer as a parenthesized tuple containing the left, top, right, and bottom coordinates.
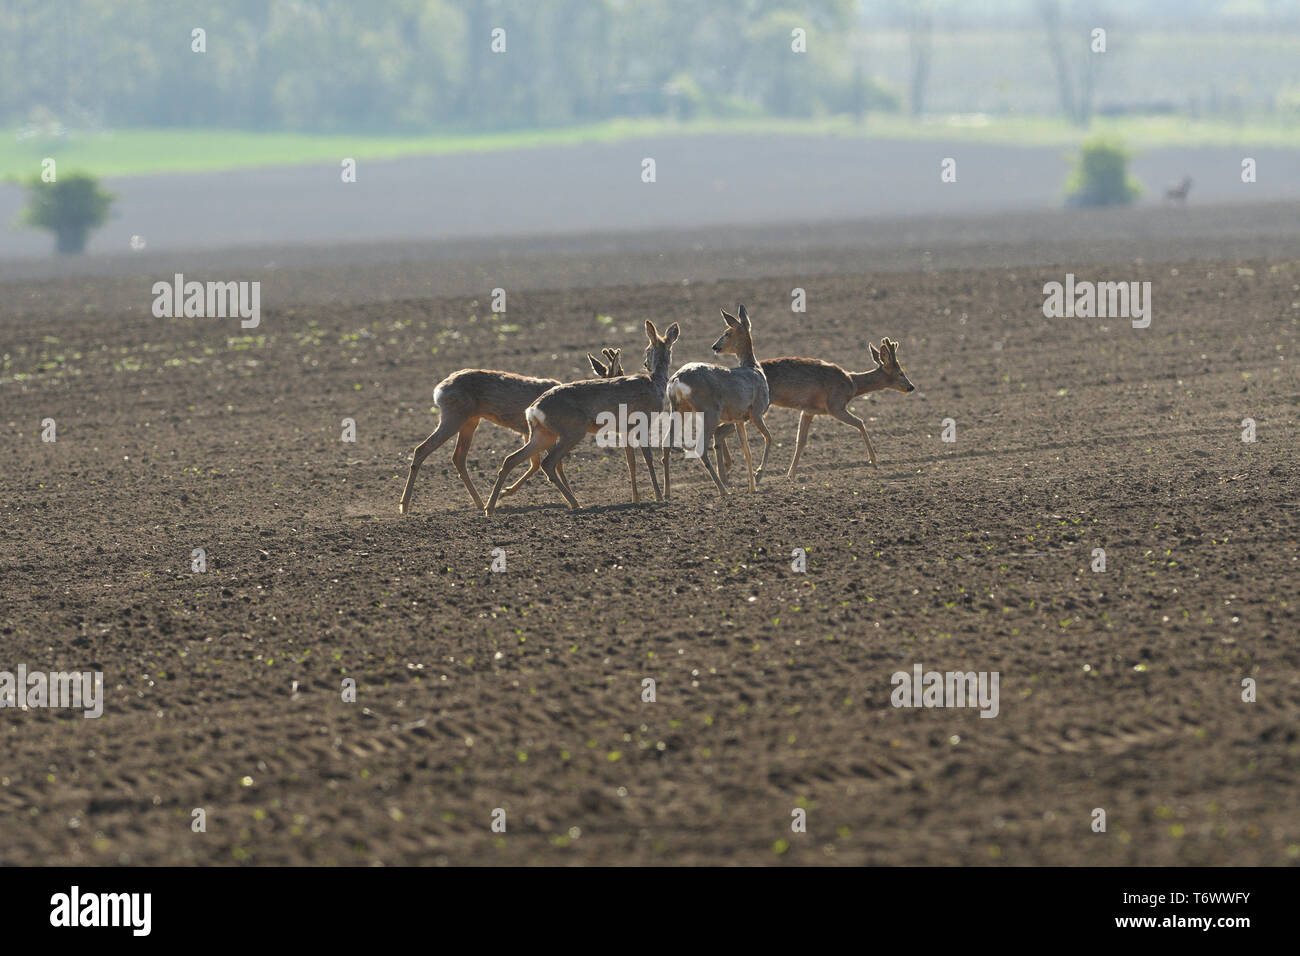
(4, 0, 1297, 134)
(1, 0, 903, 132)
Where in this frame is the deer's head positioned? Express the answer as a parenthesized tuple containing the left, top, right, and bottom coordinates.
(712, 304, 753, 355)
(869, 338, 915, 393)
(644, 320, 679, 375)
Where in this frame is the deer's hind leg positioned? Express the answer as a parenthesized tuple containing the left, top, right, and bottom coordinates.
(713, 423, 735, 480)
(541, 433, 584, 510)
(624, 445, 640, 503)
(735, 421, 757, 492)
(450, 420, 485, 510)
(485, 427, 556, 515)
(696, 413, 728, 496)
(501, 453, 542, 497)
(400, 414, 464, 514)
(828, 403, 877, 470)
(788, 411, 814, 479)
(640, 446, 662, 501)
(662, 404, 681, 501)
(749, 412, 774, 484)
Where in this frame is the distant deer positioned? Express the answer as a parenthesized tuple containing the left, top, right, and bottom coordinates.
(1164, 175, 1193, 205)
(714, 337, 915, 479)
(483, 320, 680, 515)
(662, 305, 772, 498)
(399, 347, 625, 514)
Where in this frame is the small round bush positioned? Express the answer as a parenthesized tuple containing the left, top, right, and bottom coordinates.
(1065, 137, 1141, 208)
(21, 173, 115, 254)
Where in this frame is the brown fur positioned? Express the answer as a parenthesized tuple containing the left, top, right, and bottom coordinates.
(400, 350, 625, 514)
(715, 337, 915, 478)
(484, 322, 680, 514)
(663, 305, 773, 498)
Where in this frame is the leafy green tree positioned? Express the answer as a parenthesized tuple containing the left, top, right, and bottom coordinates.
(1065, 137, 1141, 207)
(21, 173, 116, 254)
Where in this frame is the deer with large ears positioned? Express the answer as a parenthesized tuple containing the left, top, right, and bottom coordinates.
(484, 320, 680, 515)
(399, 346, 627, 515)
(662, 304, 772, 498)
(714, 336, 915, 479)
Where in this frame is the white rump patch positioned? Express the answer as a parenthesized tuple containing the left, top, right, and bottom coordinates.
(669, 381, 691, 404)
(526, 405, 547, 428)
(433, 384, 445, 406)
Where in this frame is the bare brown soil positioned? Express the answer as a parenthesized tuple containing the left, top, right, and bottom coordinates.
(1, 249, 1297, 865)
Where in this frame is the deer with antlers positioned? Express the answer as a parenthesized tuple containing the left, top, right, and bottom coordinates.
(714, 337, 915, 479)
(398, 346, 626, 515)
(483, 320, 680, 515)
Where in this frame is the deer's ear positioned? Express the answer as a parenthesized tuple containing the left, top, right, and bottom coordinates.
(721, 309, 739, 328)
(738, 304, 751, 328)
(645, 319, 659, 341)
(870, 343, 882, 364)
(664, 323, 680, 345)
(588, 353, 607, 376)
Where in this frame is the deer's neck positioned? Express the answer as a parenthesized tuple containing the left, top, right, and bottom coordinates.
(850, 367, 888, 396)
(735, 336, 759, 369)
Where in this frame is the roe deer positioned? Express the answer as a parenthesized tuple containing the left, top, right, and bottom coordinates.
(714, 337, 915, 479)
(483, 320, 680, 515)
(662, 305, 772, 499)
(1164, 175, 1193, 205)
(399, 349, 625, 514)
